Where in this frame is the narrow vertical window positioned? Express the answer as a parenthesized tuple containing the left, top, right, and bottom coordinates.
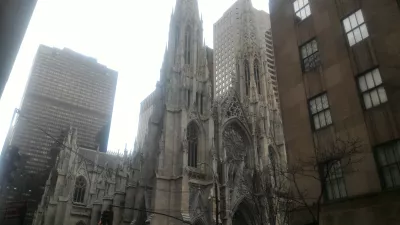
(254, 59, 261, 94)
(184, 26, 191, 65)
(196, 92, 200, 110)
(244, 60, 250, 95)
(269, 146, 277, 186)
(200, 95, 203, 114)
(236, 63, 240, 79)
(187, 123, 199, 167)
(187, 90, 191, 107)
(175, 26, 180, 62)
(73, 176, 86, 203)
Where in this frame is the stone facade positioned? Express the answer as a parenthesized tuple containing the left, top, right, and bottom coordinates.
(270, 0, 400, 224)
(33, 1, 286, 225)
(32, 128, 133, 225)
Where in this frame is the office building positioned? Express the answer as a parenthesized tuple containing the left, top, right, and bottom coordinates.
(213, 0, 278, 102)
(135, 91, 156, 149)
(270, 0, 400, 224)
(10, 45, 118, 174)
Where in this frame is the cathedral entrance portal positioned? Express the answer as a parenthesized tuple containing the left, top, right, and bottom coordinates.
(232, 202, 257, 225)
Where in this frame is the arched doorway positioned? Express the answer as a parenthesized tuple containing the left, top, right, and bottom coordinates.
(232, 201, 257, 225)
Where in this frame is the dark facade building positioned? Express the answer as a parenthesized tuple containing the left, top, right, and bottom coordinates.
(270, 0, 400, 224)
(10, 45, 118, 174)
(0, 0, 38, 98)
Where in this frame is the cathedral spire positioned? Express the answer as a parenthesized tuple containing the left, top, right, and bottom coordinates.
(174, 0, 201, 21)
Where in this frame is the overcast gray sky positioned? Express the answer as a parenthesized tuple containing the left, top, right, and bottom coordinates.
(0, 0, 269, 153)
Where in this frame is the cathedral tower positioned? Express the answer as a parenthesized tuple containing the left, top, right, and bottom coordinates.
(141, 0, 216, 224)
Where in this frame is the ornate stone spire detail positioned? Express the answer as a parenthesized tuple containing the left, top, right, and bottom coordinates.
(182, 128, 188, 153)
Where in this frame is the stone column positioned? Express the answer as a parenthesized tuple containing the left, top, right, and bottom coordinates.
(53, 198, 67, 225)
(90, 202, 102, 225)
(180, 133, 190, 223)
(101, 198, 112, 212)
(113, 192, 125, 225)
(122, 185, 136, 224)
(43, 203, 56, 225)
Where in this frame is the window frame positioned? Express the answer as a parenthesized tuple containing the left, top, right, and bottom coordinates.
(373, 140, 400, 190)
(342, 9, 369, 47)
(356, 67, 388, 110)
(299, 38, 321, 72)
(73, 176, 87, 204)
(319, 160, 348, 201)
(308, 92, 333, 131)
(293, 0, 311, 22)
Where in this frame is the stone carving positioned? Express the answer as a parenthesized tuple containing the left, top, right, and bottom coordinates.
(221, 96, 249, 127)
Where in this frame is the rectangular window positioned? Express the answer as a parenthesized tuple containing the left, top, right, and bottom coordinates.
(375, 141, 400, 189)
(357, 68, 387, 109)
(322, 161, 347, 200)
(343, 10, 369, 46)
(309, 93, 332, 130)
(300, 39, 320, 72)
(293, 0, 311, 21)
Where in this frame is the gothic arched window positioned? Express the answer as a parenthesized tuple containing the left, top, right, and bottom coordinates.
(73, 176, 87, 203)
(254, 59, 261, 94)
(244, 60, 250, 95)
(187, 123, 199, 167)
(184, 26, 191, 65)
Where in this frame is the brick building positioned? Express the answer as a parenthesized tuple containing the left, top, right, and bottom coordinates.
(270, 0, 400, 224)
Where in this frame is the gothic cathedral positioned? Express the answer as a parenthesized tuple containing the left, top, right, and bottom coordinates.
(33, 1, 286, 225)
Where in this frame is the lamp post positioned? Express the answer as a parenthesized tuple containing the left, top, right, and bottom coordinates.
(198, 162, 219, 225)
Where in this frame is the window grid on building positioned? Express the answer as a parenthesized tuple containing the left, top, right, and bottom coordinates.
(358, 68, 387, 109)
(293, 0, 311, 21)
(322, 161, 347, 200)
(300, 39, 320, 72)
(343, 10, 369, 46)
(309, 93, 332, 130)
(375, 141, 400, 189)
